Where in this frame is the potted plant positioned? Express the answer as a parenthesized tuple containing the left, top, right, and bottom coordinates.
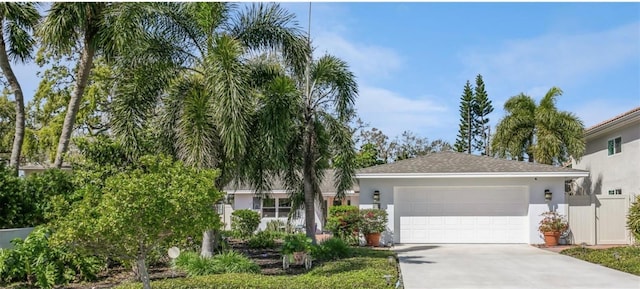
(282, 234, 312, 263)
(538, 211, 569, 246)
(359, 208, 388, 247)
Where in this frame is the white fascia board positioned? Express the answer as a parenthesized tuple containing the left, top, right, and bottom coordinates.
(227, 189, 358, 196)
(356, 171, 589, 179)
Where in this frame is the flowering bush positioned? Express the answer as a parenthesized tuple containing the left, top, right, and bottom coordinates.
(538, 211, 569, 233)
(359, 209, 388, 234)
(325, 205, 360, 239)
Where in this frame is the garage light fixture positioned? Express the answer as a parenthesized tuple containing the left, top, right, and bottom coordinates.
(373, 190, 381, 209)
(544, 189, 552, 202)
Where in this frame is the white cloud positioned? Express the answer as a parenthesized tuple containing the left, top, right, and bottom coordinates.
(461, 22, 640, 91)
(313, 31, 403, 81)
(355, 85, 451, 138)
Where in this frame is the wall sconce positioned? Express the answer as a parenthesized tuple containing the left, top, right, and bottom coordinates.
(544, 189, 552, 202)
(373, 190, 380, 209)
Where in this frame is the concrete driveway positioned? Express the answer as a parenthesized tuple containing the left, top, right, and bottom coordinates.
(394, 244, 640, 289)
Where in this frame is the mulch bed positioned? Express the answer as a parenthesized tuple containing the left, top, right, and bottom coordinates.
(57, 238, 311, 289)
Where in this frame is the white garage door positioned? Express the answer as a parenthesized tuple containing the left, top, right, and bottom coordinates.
(395, 186, 528, 243)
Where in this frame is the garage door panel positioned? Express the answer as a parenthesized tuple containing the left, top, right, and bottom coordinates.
(395, 186, 528, 244)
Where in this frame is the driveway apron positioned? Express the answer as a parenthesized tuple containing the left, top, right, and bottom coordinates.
(394, 244, 640, 289)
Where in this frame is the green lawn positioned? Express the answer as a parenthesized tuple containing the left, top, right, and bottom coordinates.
(561, 246, 640, 276)
(115, 248, 399, 289)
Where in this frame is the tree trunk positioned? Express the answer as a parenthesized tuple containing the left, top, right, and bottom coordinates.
(136, 255, 151, 289)
(0, 23, 26, 175)
(54, 40, 96, 168)
(200, 229, 217, 258)
(303, 119, 316, 244)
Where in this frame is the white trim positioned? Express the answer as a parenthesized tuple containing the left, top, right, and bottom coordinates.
(356, 171, 589, 179)
(227, 189, 357, 195)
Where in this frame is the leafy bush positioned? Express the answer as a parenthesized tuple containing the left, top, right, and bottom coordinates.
(0, 226, 105, 288)
(0, 164, 75, 229)
(311, 237, 352, 261)
(538, 211, 568, 233)
(247, 231, 277, 249)
(265, 219, 292, 238)
(282, 234, 312, 254)
(116, 249, 398, 289)
(359, 209, 388, 234)
(627, 195, 640, 243)
(325, 205, 360, 242)
(175, 251, 260, 276)
(231, 209, 261, 239)
(561, 246, 640, 276)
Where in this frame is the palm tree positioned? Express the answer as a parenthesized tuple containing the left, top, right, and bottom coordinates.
(279, 54, 358, 243)
(0, 2, 40, 174)
(38, 2, 157, 168)
(492, 87, 585, 165)
(107, 3, 310, 256)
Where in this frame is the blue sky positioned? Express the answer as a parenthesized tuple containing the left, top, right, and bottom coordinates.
(10, 2, 640, 146)
(281, 2, 640, 144)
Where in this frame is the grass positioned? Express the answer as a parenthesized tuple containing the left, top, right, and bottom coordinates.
(115, 248, 399, 289)
(561, 246, 640, 276)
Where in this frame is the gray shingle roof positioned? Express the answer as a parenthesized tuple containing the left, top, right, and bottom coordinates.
(225, 169, 360, 193)
(356, 151, 588, 175)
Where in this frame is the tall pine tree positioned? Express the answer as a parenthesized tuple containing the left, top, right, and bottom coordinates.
(473, 74, 493, 155)
(454, 80, 474, 153)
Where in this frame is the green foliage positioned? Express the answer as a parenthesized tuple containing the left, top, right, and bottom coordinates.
(538, 211, 568, 233)
(359, 209, 388, 234)
(354, 143, 385, 169)
(231, 209, 261, 239)
(0, 94, 15, 155)
(561, 246, 640, 276)
(325, 205, 360, 243)
(0, 226, 105, 288)
(175, 251, 260, 276)
(627, 196, 640, 242)
(116, 248, 398, 289)
(52, 155, 223, 274)
(247, 231, 277, 249)
(311, 238, 352, 261)
(265, 219, 293, 238)
(0, 163, 75, 229)
(282, 234, 312, 255)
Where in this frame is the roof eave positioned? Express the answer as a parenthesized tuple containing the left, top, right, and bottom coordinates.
(356, 171, 589, 179)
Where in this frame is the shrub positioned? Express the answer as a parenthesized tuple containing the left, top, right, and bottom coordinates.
(538, 211, 569, 233)
(175, 251, 260, 276)
(265, 219, 293, 238)
(359, 209, 388, 234)
(627, 195, 640, 243)
(325, 205, 360, 242)
(311, 237, 352, 261)
(231, 209, 261, 239)
(282, 234, 312, 254)
(0, 226, 105, 288)
(247, 231, 277, 249)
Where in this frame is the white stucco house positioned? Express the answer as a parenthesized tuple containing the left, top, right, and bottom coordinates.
(356, 151, 588, 245)
(570, 106, 639, 244)
(224, 170, 360, 232)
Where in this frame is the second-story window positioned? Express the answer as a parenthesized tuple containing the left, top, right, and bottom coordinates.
(607, 137, 622, 155)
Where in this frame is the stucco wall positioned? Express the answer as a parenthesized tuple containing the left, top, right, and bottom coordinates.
(358, 177, 568, 244)
(232, 193, 323, 231)
(573, 121, 640, 197)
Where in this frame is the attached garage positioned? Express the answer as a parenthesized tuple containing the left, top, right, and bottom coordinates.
(395, 186, 528, 243)
(356, 151, 589, 245)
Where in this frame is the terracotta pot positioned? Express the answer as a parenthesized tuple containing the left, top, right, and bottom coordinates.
(543, 231, 561, 246)
(365, 232, 381, 247)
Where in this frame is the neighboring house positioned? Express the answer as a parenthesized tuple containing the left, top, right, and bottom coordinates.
(224, 170, 360, 232)
(18, 163, 73, 177)
(356, 151, 588, 245)
(571, 106, 640, 244)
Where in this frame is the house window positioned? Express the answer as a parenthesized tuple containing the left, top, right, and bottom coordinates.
(252, 197, 261, 210)
(278, 198, 291, 218)
(608, 189, 622, 195)
(333, 198, 342, 206)
(347, 199, 351, 206)
(608, 137, 622, 155)
(262, 197, 276, 217)
(261, 198, 292, 218)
